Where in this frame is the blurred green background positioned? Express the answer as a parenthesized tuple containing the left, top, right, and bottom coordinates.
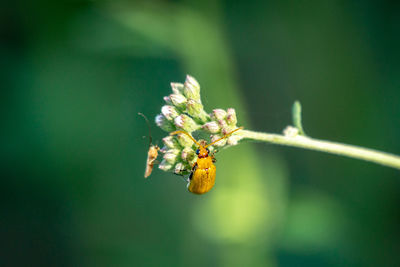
(2, 0, 400, 266)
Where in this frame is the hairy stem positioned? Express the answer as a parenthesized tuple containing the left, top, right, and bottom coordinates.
(240, 130, 400, 170)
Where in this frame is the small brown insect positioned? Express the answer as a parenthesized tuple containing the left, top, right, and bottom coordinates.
(138, 113, 159, 178)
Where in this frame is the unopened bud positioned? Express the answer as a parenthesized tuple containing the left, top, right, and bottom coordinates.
(170, 93, 187, 109)
(226, 108, 237, 126)
(218, 119, 228, 128)
(210, 134, 226, 147)
(163, 151, 178, 164)
(186, 99, 204, 118)
(161, 105, 179, 120)
(159, 146, 168, 154)
(159, 159, 173, 171)
(183, 75, 200, 100)
(174, 162, 185, 174)
(168, 148, 181, 155)
(162, 136, 179, 149)
(212, 109, 227, 121)
(181, 147, 195, 161)
(202, 121, 220, 134)
(227, 135, 240, 146)
(155, 114, 175, 132)
(170, 82, 184, 95)
(221, 127, 235, 136)
(175, 133, 194, 147)
(174, 114, 200, 132)
(163, 96, 172, 105)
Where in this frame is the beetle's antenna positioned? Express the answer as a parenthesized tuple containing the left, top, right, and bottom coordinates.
(170, 130, 201, 147)
(138, 112, 153, 148)
(205, 127, 243, 148)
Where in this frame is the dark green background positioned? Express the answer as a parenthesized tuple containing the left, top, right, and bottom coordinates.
(2, 1, 399, 266)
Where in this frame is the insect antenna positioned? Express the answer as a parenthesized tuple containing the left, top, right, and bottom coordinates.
(205, 127, 243, 148)
(138, 112, 153, 148)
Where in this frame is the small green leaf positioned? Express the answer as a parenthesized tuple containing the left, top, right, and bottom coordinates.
(292, 101, 306, 136)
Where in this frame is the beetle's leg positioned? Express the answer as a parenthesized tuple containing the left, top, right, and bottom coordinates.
(189, 163, 198, 181)
(173, 166, 188, 176)
(173, 164, 191, 177)
(209, 154, 217, 163)
(210, 149, 219, 160)
(173, 172, 185, 177)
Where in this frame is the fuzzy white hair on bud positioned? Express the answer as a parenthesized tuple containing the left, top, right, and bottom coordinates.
(170, 83, 184, 95)
(161, 105, 179, 120)
(170, 93, 187, 108)
(202, 121, 220, 134)
(212, 109, 227, 121)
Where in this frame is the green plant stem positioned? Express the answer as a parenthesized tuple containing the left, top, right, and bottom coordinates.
(240, 129, 400, 170)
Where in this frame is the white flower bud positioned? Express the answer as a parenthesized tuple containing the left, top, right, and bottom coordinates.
(163, 96, 172, 105)
(218, 119, 228, 128)
(210, 134, 226, 147)
(227, 135, 240, 146)
(181, 147, 195, 161)
(174, 114, 200, 132)
(202, 121, 220, 134)
(221, 127, 235, 136)
(212, 109, 227, 121)
(183, 75, 200, 100)
(186, 99, 204, 118)
(161, 105, 179, 120)
(158, 159, 173, 171)
(174, 162, 185, 174)
(186, 99, 210, 123)
(167, 148, 181, 155)
(155, 114, 175, 132)
(162, 136, 179, 149)
(175, 133, 194, 147)
(226, 108, 237, 126)
(185, 75, 200, 89)
(174, 115, 184, 128)
(163, 152, 178, 164)
(170, 82, 184, 95)
(170, 93, 187, 109)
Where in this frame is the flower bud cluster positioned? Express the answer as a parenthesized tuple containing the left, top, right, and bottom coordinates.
(158, 134, 197, 175)
(155, 75, 209, 133)
(205, 107, 241, 147)
(155, 75, 243, 174)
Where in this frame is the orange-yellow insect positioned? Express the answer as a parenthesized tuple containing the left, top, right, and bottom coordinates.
(138, 113, 160, 178)
(170, 127, 243, 194)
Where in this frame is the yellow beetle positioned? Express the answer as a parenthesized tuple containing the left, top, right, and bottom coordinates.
(171, 127, 242, 194)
